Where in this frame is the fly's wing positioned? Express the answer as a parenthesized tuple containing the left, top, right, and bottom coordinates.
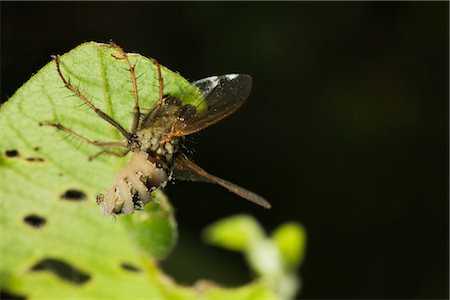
(140, 95, 182, 130)
(172, 155, 210, 183)
(173, 154, 271, 209)
(169, 74, 252, 138)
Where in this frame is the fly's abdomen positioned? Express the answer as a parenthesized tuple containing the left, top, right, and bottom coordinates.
(96, 151, 168, 215)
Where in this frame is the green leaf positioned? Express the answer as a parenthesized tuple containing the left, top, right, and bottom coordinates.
(121, 191, 177, 260)
(203, 214, 265, 252)
(0, 42, 277, 300)
(203, 216, 306, 300)
(271, 223, 307, 270)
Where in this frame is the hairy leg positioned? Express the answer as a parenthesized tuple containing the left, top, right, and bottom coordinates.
(109, 42, 141, 135)
(88, 149, 129, 161)
(40, 121, 127, 149)
(140, 58, 166, 129)
(52, 55, 132, 140)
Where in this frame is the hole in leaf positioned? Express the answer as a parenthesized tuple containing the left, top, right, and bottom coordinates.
(0, 289, 27, 300)
(31, 258, 91, 284)
(23, 214, 47, 228)
(26, 157, 45, 162)
(120, 262, 141, 272)
(61, 189, 87, 201)
(5, 149, 19, 157)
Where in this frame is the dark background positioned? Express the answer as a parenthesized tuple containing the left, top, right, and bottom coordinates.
(2, 2, 448, 299)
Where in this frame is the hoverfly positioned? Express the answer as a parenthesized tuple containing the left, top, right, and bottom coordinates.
(42, 42, 271, 215)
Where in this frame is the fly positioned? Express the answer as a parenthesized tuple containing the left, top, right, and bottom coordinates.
(42, 42, 271, 215)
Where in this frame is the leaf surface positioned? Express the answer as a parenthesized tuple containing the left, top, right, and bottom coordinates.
(0, 42, 277, 300)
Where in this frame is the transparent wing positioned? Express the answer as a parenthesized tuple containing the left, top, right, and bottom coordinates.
(173, 154, 271, 209)
(170, 74, 252, 137)
(140, 95, 182, 130)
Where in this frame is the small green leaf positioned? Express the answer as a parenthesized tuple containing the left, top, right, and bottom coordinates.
(271, 223, 307, 270)
(203, 215, 265, 252)
(121, 191, 177, 260)
(247, 240, 283, 278)
(203, 216, 306, 300)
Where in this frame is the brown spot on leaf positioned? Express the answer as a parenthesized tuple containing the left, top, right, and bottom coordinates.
(120, 262, 141, 272)
(26, 157, 44, 162)
(0, 289, 27, 300)
(5, 149, 19, 157)
(24, 214, 47, 228)
(61, 189, 87, 201)
(31, 258, 91, 284)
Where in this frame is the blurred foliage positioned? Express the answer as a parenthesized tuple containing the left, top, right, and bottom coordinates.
(204, 215, 306, 300)
(272, 223, 306, 271)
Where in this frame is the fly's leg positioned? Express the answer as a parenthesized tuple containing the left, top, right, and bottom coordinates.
(140, 59, 165, 129)
(88, 149, 129, 161)
(109, 42, 141, 135)
(40, 121, 127, 150)
(152, 57, 164, 108)
(109, 42, 165, 131)
(52, 55, 132, 140)
(110, 42, 165, 135)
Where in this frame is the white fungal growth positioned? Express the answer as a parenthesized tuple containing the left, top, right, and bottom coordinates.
(96, 151, 168, 215)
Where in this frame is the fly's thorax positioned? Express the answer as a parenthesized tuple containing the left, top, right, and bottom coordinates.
(137, 127, 179, 170)
(96, 151, 168, 215)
